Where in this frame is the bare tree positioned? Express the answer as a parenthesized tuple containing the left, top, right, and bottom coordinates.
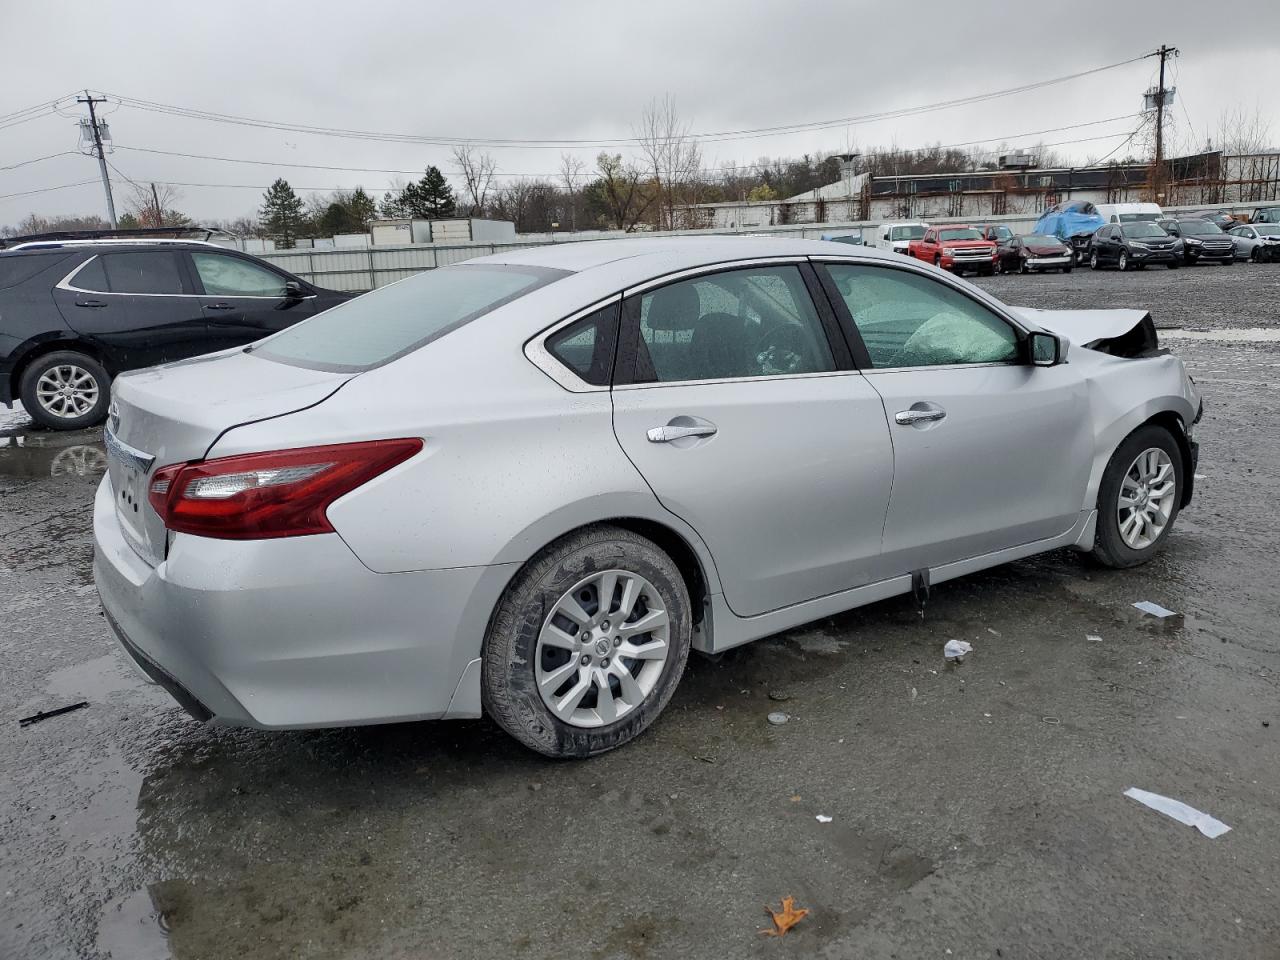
(124, 182, 188, 227)
(596, 152, 653, 232)
(635, 95, 702, 231)
(558, 153, 587, 231)
(452, 145, 497, 216)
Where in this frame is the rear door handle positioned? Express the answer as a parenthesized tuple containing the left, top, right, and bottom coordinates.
(75, 299, 107, 308)
(895, 409, 946, 425)
(205, 302, 236, 311)
(647, 424, 718, 443)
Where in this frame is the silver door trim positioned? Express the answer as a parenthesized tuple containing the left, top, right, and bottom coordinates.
(613, 368, 864, 391)
(522, 294, 621, 393)
(57, 255, 316, 301)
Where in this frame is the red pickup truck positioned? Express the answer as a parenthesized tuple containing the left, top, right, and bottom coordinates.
(907, 224, 998, 276)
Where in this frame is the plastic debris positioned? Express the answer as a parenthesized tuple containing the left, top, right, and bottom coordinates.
(1042, 716, 1061, 725)
(1133, 601, 1178, 618)
(19, 701, 88, 728)
(1087, 635, 1103, 642)
(815, 814, 832, 823)
(1194, 473, 1206, 480)
(1124, 787, 1231, 838)
(910, 687, 919, 701)
(767, 690, 791, 702)
(987, 628, 1001, 636)
(944, 639, 973, 662)
(761, 896, 810, 937)
(767, 712, 789, 726)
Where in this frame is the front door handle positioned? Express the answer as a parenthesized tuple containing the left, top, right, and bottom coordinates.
(895, 408, 946, 425)
(205, 302, 236, 311)
(75, 299, 107, 308)
(647, 424, 718, 443)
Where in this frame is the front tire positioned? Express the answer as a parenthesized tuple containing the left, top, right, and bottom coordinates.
(1118, 251, 1130, 272)
(481, 524, 692, 758)
(18, 350, 110, 431)
(1092, 425, 1184, 569)
(1089, 250, 1100, 270)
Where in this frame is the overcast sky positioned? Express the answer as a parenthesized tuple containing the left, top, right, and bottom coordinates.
(3, 0, 1278, 224)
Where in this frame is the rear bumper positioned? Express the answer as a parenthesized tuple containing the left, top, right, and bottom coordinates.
(92, 476, 517, 728)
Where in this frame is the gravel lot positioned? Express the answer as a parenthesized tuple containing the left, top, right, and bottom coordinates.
(2, 261, 1278, 960)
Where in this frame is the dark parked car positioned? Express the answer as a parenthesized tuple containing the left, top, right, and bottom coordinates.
(997, 234, 1074, 274)
(1088, 222, 1182, 271)
(1187, 210, 1239, 232)
(0, 240, 352, 429)
(1160, 219, 1235, 266)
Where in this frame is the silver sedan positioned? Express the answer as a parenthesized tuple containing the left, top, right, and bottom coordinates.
(94, 237, 1202, 757)
(1229, 223, 1280, 262)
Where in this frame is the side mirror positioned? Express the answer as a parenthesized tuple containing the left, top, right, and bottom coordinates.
(284, 280, 306, 300)
(1029, 331, 1065, 367)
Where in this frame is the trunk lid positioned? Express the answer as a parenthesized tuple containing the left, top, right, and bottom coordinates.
(105, 349, 352, 565)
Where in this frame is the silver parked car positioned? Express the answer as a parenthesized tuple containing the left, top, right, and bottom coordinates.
(94, 237, 1202, 757)
(1228, 223, 1280, 262)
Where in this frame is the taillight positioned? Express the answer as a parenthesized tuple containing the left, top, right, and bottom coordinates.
(148, 439, 422, 540)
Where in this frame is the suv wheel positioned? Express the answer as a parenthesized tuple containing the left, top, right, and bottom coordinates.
(1089, 250, 1100, 270)
(19, 350, 111, 431)
(1118, 251, 1129, 271)
(1092, 425, 1183, 569)
(482, 524, 692, 758)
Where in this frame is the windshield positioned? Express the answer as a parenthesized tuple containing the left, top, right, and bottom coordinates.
(890, 225, 926, 241)
(939, 228, 981, 242)
(987, 226, 1012, 240)
(1117, 213, 1161, 222)
(1122, 223, 1168, 238)
(1023, 235, 1065, 247)
(1180, 220, 1223, 236)
(253, 263, 567, 372)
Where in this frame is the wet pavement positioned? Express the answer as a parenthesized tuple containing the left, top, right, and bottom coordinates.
(2, 265, 1279, 959)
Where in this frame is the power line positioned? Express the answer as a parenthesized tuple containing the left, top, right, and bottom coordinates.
(106, 115, 1140, 184)
(97, 55, 1150, 149)
(0, 150, 78, 172)
(0, 179, 99, 201)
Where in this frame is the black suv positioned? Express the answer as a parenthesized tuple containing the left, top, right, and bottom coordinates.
(1088, 222, 1181, 271)
(0, 241, 352, 429)
(1160, 219, 1236, 266)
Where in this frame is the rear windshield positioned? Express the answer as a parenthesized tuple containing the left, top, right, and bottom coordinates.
(939, 228, 981, 241)
(890, 225, 926, 241)
(1122, 223, 1168, 238)
(253, 263, 568, 372)
(1179, 220, 1223, 236)
(1117, 213, 1161, 222)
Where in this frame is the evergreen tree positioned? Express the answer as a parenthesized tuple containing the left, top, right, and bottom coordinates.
(398, 166, 456, 218)
(259, 178, 306, 248)
(348, 187, 377, 227)
(379, 190, 405, 218)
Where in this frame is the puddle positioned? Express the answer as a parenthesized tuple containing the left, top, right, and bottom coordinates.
(45, 652, 171, 706)
(96, 887, 173, 960)
(0, 427, 106, 480)
(1162, 327, 1280, 342)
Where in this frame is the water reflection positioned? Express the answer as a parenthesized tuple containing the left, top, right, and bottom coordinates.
(0, 424, 105, 479)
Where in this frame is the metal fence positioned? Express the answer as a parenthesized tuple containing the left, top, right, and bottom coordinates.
(257, 201, 1254, 292)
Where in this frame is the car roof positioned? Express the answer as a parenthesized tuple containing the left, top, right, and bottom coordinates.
(468, 235, 904, 274)
(2, 238, 227, 252)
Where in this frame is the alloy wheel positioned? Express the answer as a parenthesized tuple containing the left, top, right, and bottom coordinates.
(1118, 251, 1129, 271)
(34, 364, 100, 419)
(1090, 251, 1099, 269)
(1117, 447, 1176, 550)
(535, 568, 670, 728)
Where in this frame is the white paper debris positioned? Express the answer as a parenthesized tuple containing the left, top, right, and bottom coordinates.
(1133, 601, 1178, 618)
(1087, 634, 1103, 642)
(1124, 787, 1231, 838)
(944, 639, 973, 661)
(815, 814, 833, 823)
(1194, 473, 1206, 480)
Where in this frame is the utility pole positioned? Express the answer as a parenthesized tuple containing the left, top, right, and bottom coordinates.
(151, 183, 162, 226)
(1145, 45, 1178, 203)
(77, 90, 117, 228)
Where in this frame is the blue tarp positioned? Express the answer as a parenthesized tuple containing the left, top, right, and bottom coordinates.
(1034, 201, 1105, 241)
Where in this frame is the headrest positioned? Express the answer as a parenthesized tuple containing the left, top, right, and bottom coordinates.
(646, 282, 701, 331)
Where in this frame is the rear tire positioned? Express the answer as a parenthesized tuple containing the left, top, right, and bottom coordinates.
(1092, 425, 1184, 569)
(1118, 251, 1129, 272)
(481, 524, 692, 758)
(18, 350, 110, 431)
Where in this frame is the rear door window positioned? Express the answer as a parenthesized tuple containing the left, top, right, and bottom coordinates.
(99, 252, 185, 294)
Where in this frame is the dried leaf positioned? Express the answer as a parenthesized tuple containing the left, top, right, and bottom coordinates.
(761, 895, 810, 937)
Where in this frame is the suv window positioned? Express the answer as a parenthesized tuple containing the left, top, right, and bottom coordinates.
(631, 265, 834, 383)
(192, 252, 289, 297)
(545, 302, 620, 387)
(99, 252, 185, 294)
(824, 264, 1019, 369)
